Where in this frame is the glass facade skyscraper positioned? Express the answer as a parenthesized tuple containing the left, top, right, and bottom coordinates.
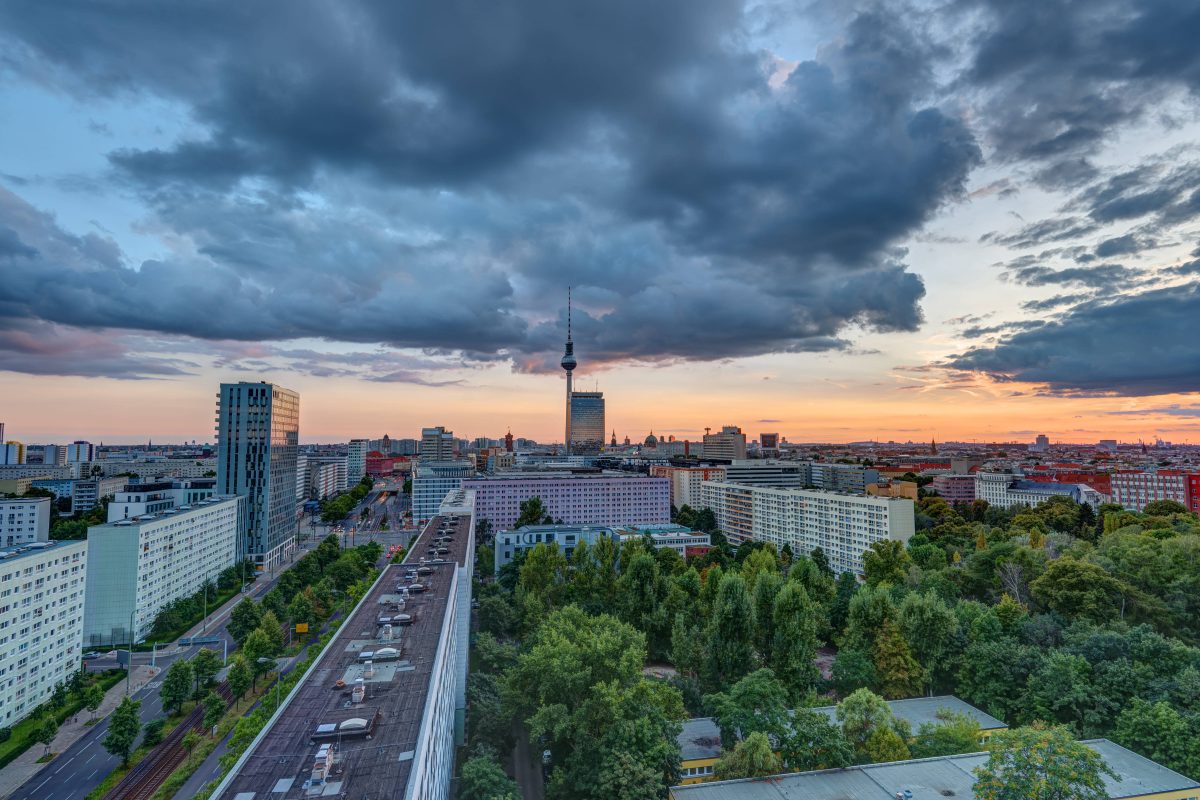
(216, 381, 299, 572)
(569, 391, 605, 455)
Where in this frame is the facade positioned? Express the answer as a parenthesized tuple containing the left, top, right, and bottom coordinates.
(670, 739, 1200, 800)
(413, 462, 476, 523)
(1111, 470, 1200, 513)
(678, 696, 1006, 785)
(68, 475, 126, 514)
(0, 539, 88, 725)
(419, 427, 457, 463)
(0, 442, 25, 466)
(0, 496, 51, 547)
(493, 523, 709, 570)
(464, 473, 671, 531)
(649, 466, 727, 509)
(0, 465, 73, 481)
(975, 472, 1104, 510)
(93, 457, 217, 479)
(808, 462, 881, 493)
(568, 391, 605, 455)
(724, 460, 808, 488)
(38, 445, 67, 466)
(216, 382, 300, 572)
(931, 473, 976, 503)
(65, 441, 94, 463)
(106, 479, 216, 522)
(702, 426, 747, 460)
(297, 456, 346, 501)
(0, 478, 34, 495)
(759, 432, 780, 457)
(83, 495, 243, 646)
(348, 438, 369, 482)
(703, 481, 915, 575)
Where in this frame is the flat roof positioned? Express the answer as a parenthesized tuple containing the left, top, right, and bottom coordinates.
(215, 512, 473, 800)
(679, 697, 1006, 763)
(670, 739, 1200, 800)
(0, 538, 84, 564)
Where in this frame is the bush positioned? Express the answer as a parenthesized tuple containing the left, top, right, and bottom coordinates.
(0, 727, 10, 743)
(142, 719, 165, 748)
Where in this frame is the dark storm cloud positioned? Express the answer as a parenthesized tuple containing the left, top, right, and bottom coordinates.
(1004, 262, 1137, 288)
(948, 283, 1200, 395)
(1019, 293, 1093, 313)
(0, 319, 194, 379)
(1095, 233, 1156, 259)
(964, 0, 1200, 168)
(0, 0, 983, 373)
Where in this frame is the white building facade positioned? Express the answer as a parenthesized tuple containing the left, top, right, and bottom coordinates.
(702, 482, 915, 576)
(348, 439, 370, 482)
(463, 473, 671, 531)
(0, 539, 88, 725)
(0, 497, 51, 547)
(84, 495, 243, 646)
(974, 472, 1104, 510)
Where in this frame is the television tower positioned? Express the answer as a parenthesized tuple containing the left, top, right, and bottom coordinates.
(561, 288, 577, 456)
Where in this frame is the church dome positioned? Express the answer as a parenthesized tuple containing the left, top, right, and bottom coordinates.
(644, 431, 659, 447)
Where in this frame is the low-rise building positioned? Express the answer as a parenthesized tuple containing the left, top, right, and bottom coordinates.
(493, 523, 709, 571)
(931, 473, 976, 503)
(0, 496, 51, 547)
(670, 738, 1200, 800)
(83, 495, 243, 646)
(702, 482, 914, 576)
(975, 471, 1104, 510)
(0, 465, 72, 481)
(68, 475, 126, 514)
(0, 478, 35, 496)
(106, 479, 216, 522)
(1111, 469, 1200, 513)
(0, 539, 88, 725)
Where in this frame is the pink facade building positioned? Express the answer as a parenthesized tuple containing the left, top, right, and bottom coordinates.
(931, 473, 976, 504)
(463, 473, 670, 530)
(1111, 470, 1200, 513)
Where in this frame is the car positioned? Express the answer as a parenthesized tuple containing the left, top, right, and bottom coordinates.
(82, 651, 102, 660)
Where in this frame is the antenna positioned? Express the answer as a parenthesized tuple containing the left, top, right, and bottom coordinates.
(567, 286, 572, 341)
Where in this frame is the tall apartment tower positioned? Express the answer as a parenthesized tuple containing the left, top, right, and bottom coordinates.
(703, 425, 748, 460)
(419, 426, 457, 462)
(348, 438, 370, 482)
(569, 391, 605, 455)
(65, 440, 94, 463)
(216, 382, 300, 572)
(561, 289, 577, 455)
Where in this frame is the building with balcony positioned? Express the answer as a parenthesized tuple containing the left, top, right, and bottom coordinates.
(1111, 470, 1200, 513)
(0, 496, 51, 548)
(463, 472, 670, 531)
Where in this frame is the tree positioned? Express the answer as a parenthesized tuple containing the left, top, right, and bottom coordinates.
(863, 540, 911, 587)
(257, 611, 285, 656)
(228, 599, 262, 644)
(182, 730, 201, 768)
(49, 681, 68, 710)
(514, 496, 553, 527)
(1113, 699, 1200, 779)
(142, 719, 165, 748)
(864, 724, 910, 763)
(832, 648, 877, 695)
(103, 696, 142, 766)
(228, 656, 252, 708)
(161, 659, 193, 716)
(972, 725, 1116, 800)
(780, 708, 853, 772)
(1141, 500, 1189, 516)
(873, 619, 922, 700)
(203, 691, 225, 734)
(243, 629, 275, 688)
(703, 573, 756, 691)
(1030, 559, 1129, 622)
(898, 592, 959, 694)
(911, 710, 983, 758)
(714, 731, 782, 780)
(84, 684, 104, 722)
(191, 648, 222, 695)
(704, 669, 790, 749)
(811, 547, 834, 576)
(288, 592, 315, 632)
(459, 755, 519, 800)
(770, 582, 820, 701)
(751, 570, 783, 662)
(836, 688, 909, 764)
(36, 716, 58, 755)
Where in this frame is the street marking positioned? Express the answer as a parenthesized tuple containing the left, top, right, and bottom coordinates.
(85, 753, 96, 764)
(34, 777, 51, 791)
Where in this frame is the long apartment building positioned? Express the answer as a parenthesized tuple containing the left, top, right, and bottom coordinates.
(650, 466, 727, 508)
(975, 471, 1105, 510)
(0, 539, 88, 725)
(0, 496, 51, 547)
(463, 472, 670, 531)
(83, 495, 243, 646)
(702, 481, 914, 576)
(1111, 469, 1200, 513)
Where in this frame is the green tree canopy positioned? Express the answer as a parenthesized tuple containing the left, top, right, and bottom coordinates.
(714, 731, 782, 780)
(972, 725, 1115, 800)
(103, 696, 142, 765)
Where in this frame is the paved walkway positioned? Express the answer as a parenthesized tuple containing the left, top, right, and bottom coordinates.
(0, 666, 158, 799)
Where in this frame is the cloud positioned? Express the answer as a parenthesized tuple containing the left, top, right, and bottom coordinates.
(1003, 262, 1138, 288)
(1019, 293, 1093, 313)
(1108, 404, 1200, 418)
(947, 282, 1200, 395)
(0, 319, 195, 379)
(0, 2, 986, 378)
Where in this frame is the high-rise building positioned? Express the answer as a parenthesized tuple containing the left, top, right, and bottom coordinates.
(348, 438, 369, 482)
(463, 473, 670, 530)
(1030, 433, 1050, 453)
(649, 466, 728, 508)
(702, 426, 747, 460)
(701, 481, 915, 575)
(561, 290, 577, 455)
(0, 538, 88, 725)
(759, 432, 780, 456)
(419, 426, 457, 462)
(0, 495, 51, 546)
(569, 391, 605, 455)
(1111, 470, 1200, 513)
(216, 382, 299, 571)
(64, 441, 94, 463)
(412, 461, 476, 523)
(0, 442, 25, 465)
(39, 445, 67, 466)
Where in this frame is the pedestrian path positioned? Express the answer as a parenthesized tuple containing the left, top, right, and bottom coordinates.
(0, 666, 157, 799)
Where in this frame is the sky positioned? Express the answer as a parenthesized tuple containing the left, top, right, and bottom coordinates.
(2, 0, 1200, 446)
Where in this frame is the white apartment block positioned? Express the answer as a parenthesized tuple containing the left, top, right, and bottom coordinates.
(702, 481, 915, 576)
(106, 479, 216, 522)
(0, 539, 88, 725)
(0, 497, 51, 547)
(974, 472, 1104, 510)
(463, 472, 671, 531)
(64, 441, 94, 463)
(84, 495, 243, 646)
(94, 457, 218, 479)
(348, 439, 370, 482)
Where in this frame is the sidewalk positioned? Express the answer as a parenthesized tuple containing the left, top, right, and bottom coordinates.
(0, 666, 157, 799)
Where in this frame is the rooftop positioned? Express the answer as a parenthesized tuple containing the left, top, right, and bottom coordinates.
(91, 494, 241, 528)
(0, 538, 84, 564)
(215, 512, 473, 800)
(670, 739, 1200, 800)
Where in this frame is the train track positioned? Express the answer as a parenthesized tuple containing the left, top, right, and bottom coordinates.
(103, 682, 234, 800)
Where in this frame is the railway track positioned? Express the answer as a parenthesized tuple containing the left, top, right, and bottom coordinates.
(103, 682, 234, 800)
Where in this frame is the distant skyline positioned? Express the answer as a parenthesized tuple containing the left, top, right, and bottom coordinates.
(2, 2, 1200, 445)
